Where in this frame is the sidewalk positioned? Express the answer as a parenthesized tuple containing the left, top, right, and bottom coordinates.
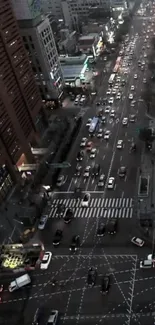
(138, 119, 155, 217)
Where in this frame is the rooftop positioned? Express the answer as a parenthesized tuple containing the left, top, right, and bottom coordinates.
(61, 65, 84, 80)
(79, 33, 98, 40)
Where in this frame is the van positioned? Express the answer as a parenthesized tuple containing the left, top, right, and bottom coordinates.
(9, 273, 31, 292)
(140, 260, 153, 269)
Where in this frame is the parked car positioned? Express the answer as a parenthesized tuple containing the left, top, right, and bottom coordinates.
(97, 223, 106, 236)
(107, 219, 118, 235)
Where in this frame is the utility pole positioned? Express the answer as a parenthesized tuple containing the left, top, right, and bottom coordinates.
(152, 220, 155, 260)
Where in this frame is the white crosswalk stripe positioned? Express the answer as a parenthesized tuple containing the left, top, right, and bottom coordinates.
(49, 198, 133, 219)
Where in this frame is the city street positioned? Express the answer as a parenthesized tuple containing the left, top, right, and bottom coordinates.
(2, 3, 155, 325)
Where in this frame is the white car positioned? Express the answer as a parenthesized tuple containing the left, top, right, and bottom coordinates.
(86, 118, 92, 127)
(129, 93, 133, 100)
(98, 174, 105, 187)
(112, 89, 117, 95)
(81, 192, 91, 207)
(131, 237, 145, 247)
(105, 106, 110, 113)
(108, 97, 114, 104)
(90, 148, 97, 158)
(134, 74, 137, 79)
(143, 78, 146, 83)
(122, 117, 128, 125)
(38, 215, 48, 230)
(147, 254, 155, 261)
(131, 85, 135, 91)
(40, 251, 52, 269)
(46, 310, 58, 325)
(107, 177, 115, 189)
(84, 166, 91, 178)
(140, 260, 153, 269)
(117, 140, 123, 149)
(110, 110, 115, 117)
(80, 137, 87, 147)
(97, 129, 103, 138)
(116, 93, 121, 99)
(106, 89, 111, 95)
(104, 130, 110, 140)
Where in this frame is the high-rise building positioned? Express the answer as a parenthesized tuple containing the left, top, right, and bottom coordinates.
(40, 0, 63, 20)
(11, 0, 64, 101)
(0, 0, 44, 201)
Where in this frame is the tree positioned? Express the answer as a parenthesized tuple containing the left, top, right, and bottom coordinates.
(139, 128, 155, 142)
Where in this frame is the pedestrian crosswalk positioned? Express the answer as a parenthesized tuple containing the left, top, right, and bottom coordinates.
(49, 198, 133, 219)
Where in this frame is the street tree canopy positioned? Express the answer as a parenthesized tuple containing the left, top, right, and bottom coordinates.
(139, 128, 155, 142)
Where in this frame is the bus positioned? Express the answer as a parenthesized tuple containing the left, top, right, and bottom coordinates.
(108, 73, 115, 85)
(89, 117, 99, 134)
(113, 64, 119, 73)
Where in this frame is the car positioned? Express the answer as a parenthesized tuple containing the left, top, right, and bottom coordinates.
(105, 106, 110, 113)
(96, 102, 100, 106)
(92, 164, 100, 176)
(86, 141, 93, 151)
(76, 150, 84, 161)
(101, 116, 106, 123)
(143, 78, 146, 83)
(98, 174, 105, 187)
(130, 100, 136, 107)
(110, 110, 115, 117)
(104, 130, 110, 140)
(106, 89, 111, 95)
(107, 177, 115, 189)
(117, 140, 123, 149)
(40, 251, 52, 270)
(130, 143, 136, 152)
(55, 204, 65, 217)
(38, 215, 48, 230)
(140, 260, 153, 269)
(101, 275, 110, 294)
(64, 208, 73, 224)
(80, 137, 87, 147)
(56, 175, 66, 187)
(97, 129, 103, 138)
(131, 237, 145, 247)
(129, 114, 136, 122)
(53, 229, 63, 246)
(131, 85, 135, 91)
(112, 89, 117, 95)
(83, 166, 91, 178)
(87, 267, 97, 287)
(134, 74, 137, 79)
(86, 118, 92, 127)
(46, 310, 58, 325)
(75, 164, 82, 177)
(107, 219, 118, 235)
(81, 192, 91, 207)
(90, 148, 97, 158)
(97, 109, 103, 117)
(69, 235, 80, 252)
(108, 97, 114, 104)
(102, 97, 107, 105)
(129, 93, 133, 100)
(116, 93, 121, 100)
(118, 166, 127, 177)
(97, 222, 106, 236)
(122, 117, 128, 125)
(144, 53, 147, 58)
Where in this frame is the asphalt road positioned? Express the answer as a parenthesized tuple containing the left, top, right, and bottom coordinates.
(2, 4, 155, 325)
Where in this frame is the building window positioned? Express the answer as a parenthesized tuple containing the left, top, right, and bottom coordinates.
(25, 43, 29, 50)
(29, 36, 32, 41)
(23, 36, 26, 42)
(31, 43, 35, 49)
